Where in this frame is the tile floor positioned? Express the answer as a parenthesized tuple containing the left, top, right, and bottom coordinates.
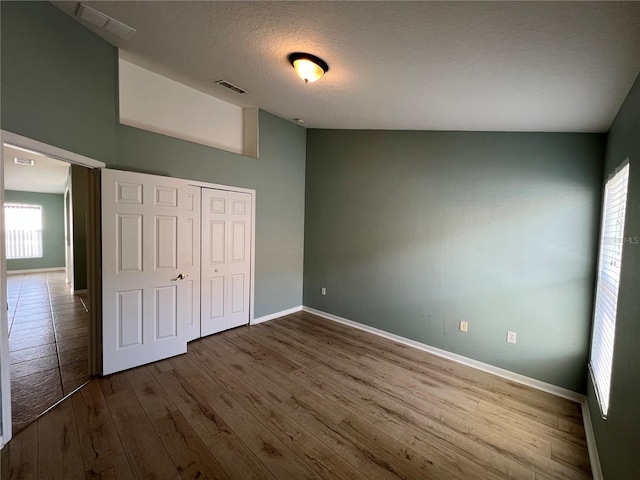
(7, 271, 90, 432)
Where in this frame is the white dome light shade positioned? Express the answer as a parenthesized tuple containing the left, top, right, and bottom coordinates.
(288, 53, 329, 83)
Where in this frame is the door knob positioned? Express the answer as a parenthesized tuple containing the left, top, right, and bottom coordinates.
(171, 273, 188, 281)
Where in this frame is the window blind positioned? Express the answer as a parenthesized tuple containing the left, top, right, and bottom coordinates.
(590, 162, 629, 418)
(4, 204, 43, 259)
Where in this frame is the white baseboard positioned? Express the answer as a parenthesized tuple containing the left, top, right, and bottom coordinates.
(580, 400, 603, 480)
(7, 267, 65, 275)
(301, 306, 602, 477)
(303, 306, 582, 401)
(252, 305, 302, 325)
(73, 289, 87, 296)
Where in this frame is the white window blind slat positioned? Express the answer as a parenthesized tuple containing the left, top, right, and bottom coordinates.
(590, 162, 629, 418)
(4, 204, 44, 259)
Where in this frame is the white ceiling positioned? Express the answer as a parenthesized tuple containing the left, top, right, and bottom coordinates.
(52, 1, 640, 132)
(3, 145, 70, 194)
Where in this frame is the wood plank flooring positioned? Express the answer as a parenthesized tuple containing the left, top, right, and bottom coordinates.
(1, 311, 593, 479)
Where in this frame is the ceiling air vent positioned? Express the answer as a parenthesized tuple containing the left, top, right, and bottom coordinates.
(76, 3, 136, 40)
(14, 157, 35, 166)
(215, 80, 247, 94)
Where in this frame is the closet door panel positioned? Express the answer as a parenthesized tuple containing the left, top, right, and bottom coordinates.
(184, 187, 201, 342)
(201, 189, 251, 336)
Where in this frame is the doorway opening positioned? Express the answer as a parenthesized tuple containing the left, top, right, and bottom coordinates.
(0, 131, 104, 446)
(4, 147, 92, 432)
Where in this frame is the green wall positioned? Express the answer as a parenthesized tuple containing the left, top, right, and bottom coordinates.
(114, 112, 306, 315)
(0, 1, 306, 318)
(588, 73, 640, 479)
(304, 130, 604, 392)
(0, 2, 117, 165)
(4, 4, 639, 474)
(71, 165, 88, 291)
(5, 190, 65, 271)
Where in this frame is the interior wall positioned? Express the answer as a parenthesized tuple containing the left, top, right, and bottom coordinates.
(588, 73, 640, 480)
(5, 8, 638, 475)
(5, 190, 65, 271)
(70, 165, 88, 291)
(304, 130, 605, 392)
(119, 58, 245, 155)
(0, 2, 117, 165)
(114, 111, 306, 317)
(0, 1, 306, 320)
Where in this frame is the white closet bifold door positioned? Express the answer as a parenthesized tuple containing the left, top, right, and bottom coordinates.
(201, 188, 252, 336)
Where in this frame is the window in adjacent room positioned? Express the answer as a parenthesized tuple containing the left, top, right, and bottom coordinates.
(4, 203, 43, 259)
(589, 160, 630, 418)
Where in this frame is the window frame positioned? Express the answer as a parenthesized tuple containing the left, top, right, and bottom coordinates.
(4, 203, 44, 260)
(589, 159, 630, 419)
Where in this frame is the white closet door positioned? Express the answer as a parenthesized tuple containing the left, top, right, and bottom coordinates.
(101, 169, 199, 375)
(184, 186, 201, 342)
(225, 191, 252, 328)
(201, 189, 251, 336)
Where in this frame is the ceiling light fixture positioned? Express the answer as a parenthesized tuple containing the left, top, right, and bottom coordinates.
(288, 52, 329, 84)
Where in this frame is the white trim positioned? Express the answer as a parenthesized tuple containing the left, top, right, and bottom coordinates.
(581, 399, 604, 480)
(0, 130, 105, 447)
(187, 179, 254, 195)
(252, 306, 302, 325)
(7, 267, 65, 275)
(302, 306, 605, 474)
(73, 289, 87, 296)
(250, 192, 256, 326)
(1, 130, 106, 169)
(0, 136, 13, 446)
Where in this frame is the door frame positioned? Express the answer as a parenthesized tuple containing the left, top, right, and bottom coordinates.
(186, 180, 257, 328)
(0, 130, 105, 447)
(64, 185, 74, 285)
(99, 172, 257, 375)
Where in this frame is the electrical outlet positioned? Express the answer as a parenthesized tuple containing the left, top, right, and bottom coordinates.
(321, 287, 326, 295)
(459, 321, 468, 333)
(507, 331, 517, 344)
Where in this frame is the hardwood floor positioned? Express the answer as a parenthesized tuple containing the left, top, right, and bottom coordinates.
(1, 311, 593, 479)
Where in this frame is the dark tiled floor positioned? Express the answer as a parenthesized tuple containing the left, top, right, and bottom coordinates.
(7, 271, 90, 432)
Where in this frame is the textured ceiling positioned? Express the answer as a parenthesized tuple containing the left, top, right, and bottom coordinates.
(3, 146, 70, 194)
(52, 1, 640, 132)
